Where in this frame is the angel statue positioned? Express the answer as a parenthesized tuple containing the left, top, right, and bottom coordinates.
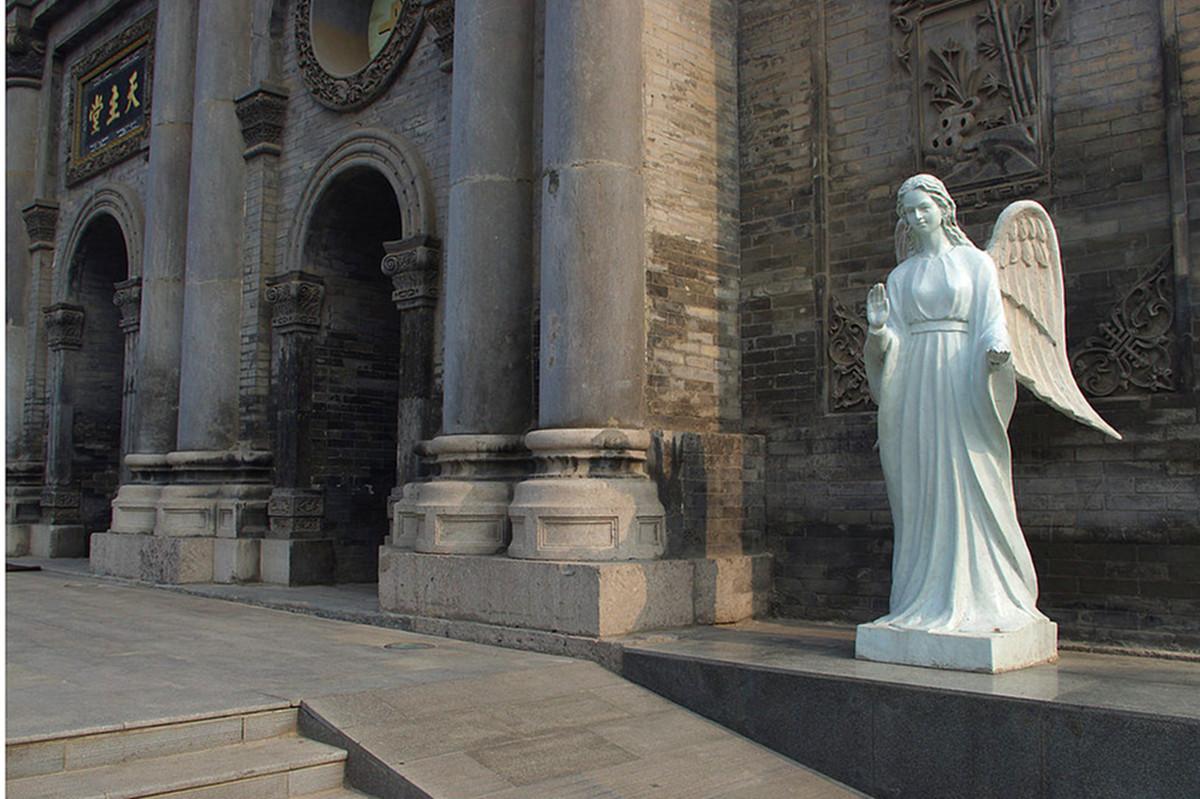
(855, 173, 1120, 672)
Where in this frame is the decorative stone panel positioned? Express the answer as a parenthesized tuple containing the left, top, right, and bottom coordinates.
(268, 489, 325, 538)
(41, 485, 81, 524)
(1073, 249, 1176, 397)
(43, 304, 85, 351)
(828, 291, 873, 412)
(265, 272, 325, 334)
(113, 277, 142, 333)
(235, 85, 288, 158)
(381, 235, 440, 310)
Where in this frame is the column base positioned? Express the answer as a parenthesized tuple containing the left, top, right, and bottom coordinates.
(260, 538, 333, 585)
(855, 618, 1059, 673)
(378, 548, 771, 637)
(91, 532, 215, 584)
(508, 429, 665, 561)
(26, 524, 88, 558)
(7, 524, 31, 557)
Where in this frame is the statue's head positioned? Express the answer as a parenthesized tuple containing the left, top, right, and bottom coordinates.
(896, 173, 972, 251)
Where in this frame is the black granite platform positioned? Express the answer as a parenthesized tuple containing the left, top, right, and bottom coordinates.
(617, 620, 1200, 799)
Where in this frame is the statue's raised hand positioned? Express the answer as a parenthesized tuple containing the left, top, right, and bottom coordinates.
(867, 283, 889, 331)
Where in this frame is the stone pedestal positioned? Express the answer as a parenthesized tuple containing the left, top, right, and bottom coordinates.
(6, 461, 43, 556)
(855, 619, 1058, 673)
(412, 435, 529, 555)
(509, 429, 665, 561)
(379, 548, 771, 638)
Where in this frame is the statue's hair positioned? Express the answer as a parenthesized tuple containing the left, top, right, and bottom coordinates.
(896, 173, 973, 253)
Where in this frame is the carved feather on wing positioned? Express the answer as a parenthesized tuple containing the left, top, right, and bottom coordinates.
(987, 201, 1122, 439)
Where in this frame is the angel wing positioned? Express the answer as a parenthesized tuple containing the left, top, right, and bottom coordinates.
(986, 201, 1122, 439)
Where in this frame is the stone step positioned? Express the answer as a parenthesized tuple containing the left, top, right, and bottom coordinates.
(6, 735, 349, 799)
(7, 706, 299, 779)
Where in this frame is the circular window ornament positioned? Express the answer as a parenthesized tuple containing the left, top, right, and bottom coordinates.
(296, 0, 426, 111)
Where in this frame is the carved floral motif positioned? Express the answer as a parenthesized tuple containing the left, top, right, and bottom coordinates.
(113, 278, 142, 333)
(829, 291, 874, 412)
(1073, 251, 1176, 397)
(423, 0, 455, 69)
(7, 16, 46, 82)
(21, 200, 59, 249)
(235, 86, 288, 157)
(295, 0, 425, 111)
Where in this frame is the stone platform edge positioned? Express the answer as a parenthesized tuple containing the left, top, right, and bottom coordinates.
(378, 548, 772, 638)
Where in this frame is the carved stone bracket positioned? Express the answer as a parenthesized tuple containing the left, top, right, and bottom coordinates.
(381, 235, 441, 311)
(1073, 249, 1176, 397)
(235, 85, 288, 158)
(265, 272, 325, 334)
(113, 277, 142, 333)
(423, 0, 455, 71)
(829, 291, 874, 412)
(43, 304, 85, 351)
(21, 199, 60, 251)
(7, 12, 46, 86)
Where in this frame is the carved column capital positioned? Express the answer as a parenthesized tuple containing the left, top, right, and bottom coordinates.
(113, 277, 143, 333)
(43, 303, 85, 351)
(381, 235, 441, 311)
(235, 85, 289, 158)
(423, 0, 455, 72)
(265, 272, 324, 334)
(21, 199, 59, 251)
(7, 14, 45, 86)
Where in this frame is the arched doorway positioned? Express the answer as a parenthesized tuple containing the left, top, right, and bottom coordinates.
(51, 212, 130, 538)
(300, 165, 403, 581)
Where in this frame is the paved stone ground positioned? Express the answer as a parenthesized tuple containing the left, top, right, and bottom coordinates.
(6, 564, 867, 798)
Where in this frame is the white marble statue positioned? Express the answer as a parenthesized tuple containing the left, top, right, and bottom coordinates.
(857, 174, 1119, 670)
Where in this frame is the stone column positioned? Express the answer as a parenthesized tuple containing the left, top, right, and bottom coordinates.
(262, 272, 331, 585)
(405, 0, 536, 555)
(508, 0, 665, 561)
(159, 0, 269, 575)
(6, 12, 47, 551)
(34, 304, 88, 557)
(108, 0, 199, 539)
(112, 279, 142, 485)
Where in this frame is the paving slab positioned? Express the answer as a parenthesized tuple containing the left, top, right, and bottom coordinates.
(6, 565, 867, 798)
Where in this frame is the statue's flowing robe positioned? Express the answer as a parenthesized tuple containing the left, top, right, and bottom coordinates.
(864, 245, 1047, 633)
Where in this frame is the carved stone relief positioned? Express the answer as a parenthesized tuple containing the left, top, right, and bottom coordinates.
(891, 0, 1057, 205)
(295, 0, 425, 111)
(7, 12, 46, 84)
(21, 200, 60, 250)
(422, 0, 455, 70)
(381, 235, 440, 311)
(1073, 249, 1176, 397)
(828, 291, 874, 412)
(265, 272, 325, 334)
(235, 86, 289, 157)
(113, 278, 142, 333)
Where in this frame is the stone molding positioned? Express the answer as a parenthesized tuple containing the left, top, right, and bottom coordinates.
(234, 85, 288, 158)
(43, 304, 85, 351)
(113, 277, 142, 333)
(423, 0, 455, 71)
(265, 272, 325, 334)
(382, 235, 440, 311)
(294, 0, 425, 111)
(21, 199, 60, 251)
(1073, 249, 1176, 396)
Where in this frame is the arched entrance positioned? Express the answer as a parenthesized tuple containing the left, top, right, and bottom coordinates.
(300, 165, 403, 581)
(43, 211, 131, 542)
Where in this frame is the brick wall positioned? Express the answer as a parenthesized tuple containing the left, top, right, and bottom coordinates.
(740, 0, 1200, 649)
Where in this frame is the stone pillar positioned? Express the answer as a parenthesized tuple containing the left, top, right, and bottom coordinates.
(33, 304, 88, 557)
(404, 0, 535, 555)
(108, 0, 199, 540)
(262, 272, 331, 585)
(5, 11, 47, 554)
(508, 0, 665, 561)
(158, 0, 268, 580)
(113, 279, 141, 485)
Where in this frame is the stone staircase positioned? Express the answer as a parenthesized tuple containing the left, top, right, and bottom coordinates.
(6, 706, 374, 799)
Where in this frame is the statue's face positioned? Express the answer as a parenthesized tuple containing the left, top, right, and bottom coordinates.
(901, 189, 943, 235)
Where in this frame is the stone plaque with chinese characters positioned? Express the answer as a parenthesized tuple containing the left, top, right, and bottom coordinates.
(67, 13, 155, 186)
(891, 0, 1057, 205)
